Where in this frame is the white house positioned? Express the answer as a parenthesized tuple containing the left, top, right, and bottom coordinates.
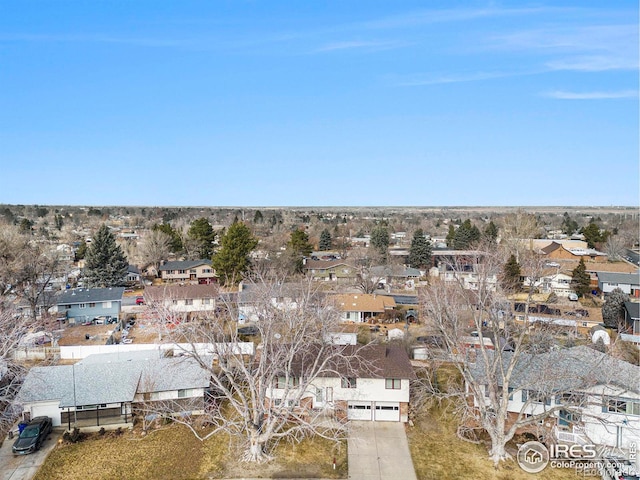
(265, 344, 415, 422)
(597, 271, 640, 297)
(333, 294, 396, 323)
(470, 346, 640, 454)
(14, 351, 211, 428)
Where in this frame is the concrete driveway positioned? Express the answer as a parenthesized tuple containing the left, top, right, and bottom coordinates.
(348, 421, 417, 480)
(0, 428, 62, 480)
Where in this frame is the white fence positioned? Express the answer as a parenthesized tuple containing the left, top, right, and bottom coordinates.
(59, 342, 254, 360)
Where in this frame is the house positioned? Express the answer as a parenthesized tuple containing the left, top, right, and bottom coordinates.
(369, 265, 421, 290)
(266, 344, 415, 422)
(14, 351, 211, 428)
(54, 287, 124, 325)
(470, 346, 640, 453)
(158, 260, 216, 284)
(333, 293, 396, 323)
(597, 271, 640, 297)
(237, 282, 311, 323)
(125, 265, 142, 286)
(304, 259, 357, 284)
(144, 284, 219, 316)
(622, 302, 640, 338)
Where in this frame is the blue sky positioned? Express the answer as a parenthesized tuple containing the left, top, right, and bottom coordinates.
(0, 1, 637, 206)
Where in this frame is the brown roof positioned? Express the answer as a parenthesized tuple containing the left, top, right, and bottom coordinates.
(540, 242, 564, 255)
(144, 284, 219, 302)
(287, 343, 415, 380)
(334, 294, 396, 313)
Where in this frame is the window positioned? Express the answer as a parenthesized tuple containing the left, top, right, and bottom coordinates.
(64, 304, 71, 309)
(275, 376, 299, 389)
(203, 298, 211, 305)
(79, 303, 86, 309)
(530, 391, 551, 405)
(341, 378, 357, 389)
(274, 399, 282, 406)
(89, 303, 96, 308)
(103, 301, 112, 308)
(605, 398, 640, 416)
(172, 300, 178, 305)
(508, 387, 514, 401)
(178, 389, 194, 398)
(558, 392, 585, 406)
(185, 299, 193, 306)
(190, 269, 196, 273)
(385, 378, 401, 390)
(178, 269, 186, 274)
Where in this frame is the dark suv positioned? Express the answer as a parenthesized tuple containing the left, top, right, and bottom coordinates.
(12, 416, 52, 455)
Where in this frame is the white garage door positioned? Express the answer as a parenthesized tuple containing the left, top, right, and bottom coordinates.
(347, 402, 372, 420)
(374, 402, 400, 422)
(31, 403, 62, 426)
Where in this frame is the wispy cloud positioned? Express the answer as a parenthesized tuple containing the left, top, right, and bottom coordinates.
(543, 90, 638, 100)
(545, 55, 638, 72)
(395, 69, 541, 87)
(315, 40, 406, 53)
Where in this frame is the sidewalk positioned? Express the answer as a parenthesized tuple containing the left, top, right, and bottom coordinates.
(347, 421, 417, 480)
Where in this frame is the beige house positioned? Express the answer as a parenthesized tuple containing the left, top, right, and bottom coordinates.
(333, 293, 396, 322)
(158, 260, 216, 284)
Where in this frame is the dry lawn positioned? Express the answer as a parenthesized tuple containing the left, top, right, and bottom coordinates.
(407, 404, 586, 480)
(34, 425, 347, 480)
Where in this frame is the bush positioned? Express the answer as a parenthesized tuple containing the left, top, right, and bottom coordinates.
(63, 427, 86, 444)
(98, 427, 106, 436)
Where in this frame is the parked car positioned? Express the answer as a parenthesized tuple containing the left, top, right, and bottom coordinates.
(568, 293, 579, 301)
(12, 416, 52, 455)
(237, 325, 260, 336)
(135, 296, 145, 305)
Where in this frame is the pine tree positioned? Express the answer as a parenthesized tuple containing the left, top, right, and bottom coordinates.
(153, 223, 183, 253)
(407, 229, 432, 269)
(453, 220, 480, 250)
(446, 225, 456, 247)
(501, 255, 521, 292)
(318, 229, 332, 251)
(483, 221, 498, 244)
(83, 225, 128, 288)
(369, 226, 389, 261)
(212, 221, 258, 286)
(188, 217, 216, 259)
(571, 258, 591, 298)
(287, 229, 313, 273)
(602, 288, 628, 328)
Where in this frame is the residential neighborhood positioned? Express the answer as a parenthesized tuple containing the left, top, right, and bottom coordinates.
(0, 204, 638, 479)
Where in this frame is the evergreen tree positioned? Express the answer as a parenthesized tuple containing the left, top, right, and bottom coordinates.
(318, 229, 332, 251)
(483, 221, 498, 244)
(83, 224, 128, 287)
(581, 222, 610, 249)
(446, 225, 456, 247)
(561, 213, 579, 235)
(407, 229, 432, 269)
(253, 210, 264, 224)
(75, 240, 87, 261)
(453, 220, 480, 249)
(370, 225, 389, 261)
(501, 255, 522, 292)
(602, 288, 628, 328)
(212, 221, 258, 286)
(287, 229, 313, 273)
(571, 258, 591, 298)
(188, 217, 216, 259)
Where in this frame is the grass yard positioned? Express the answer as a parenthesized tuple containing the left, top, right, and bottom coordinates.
(407, 404, 585, 480)
(34, 425, 347, 480)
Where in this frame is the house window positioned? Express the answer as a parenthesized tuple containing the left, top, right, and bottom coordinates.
(190, 269, 196, 273)
(341, 378, 357, 389)
(79, 303, 86, 309)
(89, 303, 96, 308)
(185, 299, 193, 306)
(508, 387, 514, 401)
(605, 398, 640, 415)
(178, 270, 186, 274)
(178, 389, 195, 398)
(203, 298, 211, 305)
(274, 399, 282, 406)
(529, 391, 551, 405)
(385, 378, 401, 390)
(275, 376, 299, 389)
(103, 301, 112, 308)
(64, 304, 71, 309)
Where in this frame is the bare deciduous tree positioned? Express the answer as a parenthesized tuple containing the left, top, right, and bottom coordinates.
(144, 278, 369, 463)
(418, 248, 608, 466)
(137, 229, 172, 275)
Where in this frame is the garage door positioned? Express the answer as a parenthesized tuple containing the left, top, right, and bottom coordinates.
(31, 403, 62, 426)
(347, 402, 372, 420)
(374, 402, 400, 422)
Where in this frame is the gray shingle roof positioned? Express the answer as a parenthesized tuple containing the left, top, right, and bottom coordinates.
(16, 353, 211, 408)
(597, 271, 640, 286)
(56, 287, 125, 305)
(470, 346, 639, 394)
